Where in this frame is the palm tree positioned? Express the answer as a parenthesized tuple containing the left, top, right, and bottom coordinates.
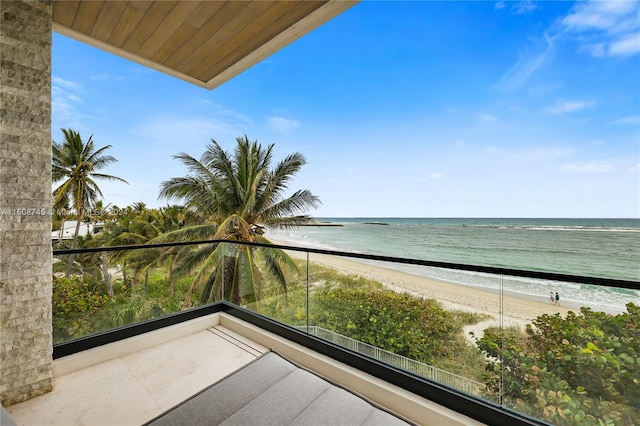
(53, 192, 70, 245)
(52, 128, 128, 274)
(157, 135, 320, 306)
(105, 206, 183, 294)
(52, 129, 129, 248)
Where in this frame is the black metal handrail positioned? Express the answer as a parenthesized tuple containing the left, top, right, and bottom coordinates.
(54, 239, 639, 290)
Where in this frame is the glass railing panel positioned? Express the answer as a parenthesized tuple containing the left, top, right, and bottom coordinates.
(52, 242, 225, 344)
(297, 251, 495, 399)
(52, 250, 111, 343)
(223, 242, 309, 328)
(51, 240, 639, 426)
(294, 249, 640, 425)
(496, 278, 640, 425)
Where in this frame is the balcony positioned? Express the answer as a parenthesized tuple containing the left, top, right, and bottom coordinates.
(6, 241, 638, 425)
(8, 306, 487, 425)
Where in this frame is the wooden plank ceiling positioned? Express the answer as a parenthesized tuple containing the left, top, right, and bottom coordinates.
(52, 1, 357, 89)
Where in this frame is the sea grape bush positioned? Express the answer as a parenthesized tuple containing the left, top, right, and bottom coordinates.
(476, 303, 639, 425)
(312, 288, 458, 364)
(52, 276, 109, 342)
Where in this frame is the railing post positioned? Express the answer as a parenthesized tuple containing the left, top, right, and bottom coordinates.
(306, 251, 310, 332)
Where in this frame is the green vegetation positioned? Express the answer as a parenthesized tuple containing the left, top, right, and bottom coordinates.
(155, 135, 320, 305)
(476, 304, 640, 425)
(52, 276, 109, 342)
(52, 262, 193, 343)
(52, 128, 128, 253)
(314, 289, 458, 363)
(256, 262, 488, 380)
(53, 230, 638, 424)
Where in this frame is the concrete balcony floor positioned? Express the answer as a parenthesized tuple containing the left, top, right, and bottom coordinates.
(8, 322, 267, 425)
(6, 313, 483, 426)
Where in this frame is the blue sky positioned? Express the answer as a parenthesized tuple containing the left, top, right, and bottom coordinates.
(52, 1, 640, 218)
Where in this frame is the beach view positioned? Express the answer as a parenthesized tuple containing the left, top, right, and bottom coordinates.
(4, 1, 638, 425)
(265, 220, 639, 424)
(40, 108, 639, 426)
(268, 217, 640, 312)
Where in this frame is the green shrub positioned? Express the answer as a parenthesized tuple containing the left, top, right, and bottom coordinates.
(476, 303, 640, 425)
(52, 276, 109, 342)
(312, 288, 459, 364)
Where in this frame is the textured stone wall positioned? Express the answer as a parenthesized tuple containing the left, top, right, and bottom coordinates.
(0, 0, 54, 406)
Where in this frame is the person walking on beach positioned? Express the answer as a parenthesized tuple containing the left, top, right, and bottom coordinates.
(549, 291, 555, 304)
(554, 292, 561, 306)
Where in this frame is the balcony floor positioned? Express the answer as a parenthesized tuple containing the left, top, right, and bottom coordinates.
(6, 313, 483, 426)
(7, 325, 267, 425)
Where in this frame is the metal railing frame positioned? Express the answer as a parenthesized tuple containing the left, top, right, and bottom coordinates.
(53, 238, 639, 290)
(296, 325, 483, 394)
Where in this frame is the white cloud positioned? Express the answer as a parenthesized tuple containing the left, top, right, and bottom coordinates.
(203, 102, 253, 127)
(609, 31, 640, 56)
(497, 0, 638, 92)
(429, 173, 445, 180)
(609, 115, 640, 125)
(51, 76, 88, 128)
(562, 1, 637, 32)
(545, 99, 595, 114)
(584, 42, 608, 57)
(52, 89, 75, 113)
(562, 163, 615, 174)
(494, 2, 506, 10)
(52, 76, 83, 91)
(561, 0, 640, 57)
(89, 68, 131, 81)
(512, 0, 537, 15)
(628, 163, 640, 173)
(265, 116, 300, 133)
(478, 113, 498, 123)
(494, 32, 555, 91)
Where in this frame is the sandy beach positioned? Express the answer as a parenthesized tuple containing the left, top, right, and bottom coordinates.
(281, 247, 575, 340)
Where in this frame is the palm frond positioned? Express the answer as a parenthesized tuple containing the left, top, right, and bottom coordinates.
(157, 135, 320, 305)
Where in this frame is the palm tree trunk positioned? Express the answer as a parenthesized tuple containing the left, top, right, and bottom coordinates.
(57, 212, 67, 245)
(122, 260, 128, 287)
(168, 255, 176, 295)
(133, 268, 141, 294)
(100, 253, 114, 297)
(71, 205, 83, 249)
(65, 206, 84, 276)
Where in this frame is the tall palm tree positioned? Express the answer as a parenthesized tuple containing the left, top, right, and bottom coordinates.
(157, 135, 320, 306)
(52, 129, 128, 274)
(52, 128, 129, 249)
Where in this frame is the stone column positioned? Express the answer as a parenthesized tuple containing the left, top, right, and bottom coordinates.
(0, 0, 54, 405)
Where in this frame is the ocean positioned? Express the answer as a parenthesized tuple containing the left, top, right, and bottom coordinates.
(265, 218, 640, 314)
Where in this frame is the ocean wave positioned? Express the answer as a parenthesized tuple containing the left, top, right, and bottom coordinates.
(524, 226, 640, 233)
(437, 224, 640, 233)
(402, 265, 636, 314)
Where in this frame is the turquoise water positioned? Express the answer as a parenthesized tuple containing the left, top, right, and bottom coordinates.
(266, 218, 640, 313)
